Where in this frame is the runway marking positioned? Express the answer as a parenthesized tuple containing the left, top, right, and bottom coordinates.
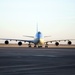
(0, 64, 39, 68)
(0, 64, 75, 73)
(32, 55, 58, 57)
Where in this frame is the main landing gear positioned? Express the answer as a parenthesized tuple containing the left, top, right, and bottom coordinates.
(28, 43, 43, 48)
(28, 43, 31, 47)
(28, 43, 37, 48)
(34, 44, 37, 47)
(45, 42, 48, 48)
(38, 46, 42, 48)
(34, 44, 42, 48)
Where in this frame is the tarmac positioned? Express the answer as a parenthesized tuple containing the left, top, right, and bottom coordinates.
(0, 44, 75, 48)
(0, 47, 75, 75)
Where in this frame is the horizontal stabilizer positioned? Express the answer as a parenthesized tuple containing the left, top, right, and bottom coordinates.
(44, 36, 51, 38)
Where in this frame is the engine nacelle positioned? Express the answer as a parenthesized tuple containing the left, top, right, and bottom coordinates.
(5, 40, 9, 44)
(55, 42, 59, 46)
(18, 42, 22, 46)
(68, 41, 72, 45)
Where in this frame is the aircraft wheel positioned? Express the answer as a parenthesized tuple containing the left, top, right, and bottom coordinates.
(28, 45, 31, 47)
(45, 45, 48, 48)
(34, 45, 37, 48)
(38, 46, 42, 48)
(45, 42, 48, 48)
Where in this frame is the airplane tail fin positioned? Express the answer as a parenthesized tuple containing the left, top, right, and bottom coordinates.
(36, 23, 38, 33)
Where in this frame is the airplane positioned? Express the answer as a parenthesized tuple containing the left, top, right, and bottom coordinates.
(0, 25, 73, 48)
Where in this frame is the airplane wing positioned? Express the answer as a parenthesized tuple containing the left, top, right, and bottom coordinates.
(0, 38, 34, 43)
(46, 39, 75, 43)
(44, 39, 75, 46)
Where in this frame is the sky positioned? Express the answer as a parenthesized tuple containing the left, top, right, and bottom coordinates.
(0, 0, 75, 43)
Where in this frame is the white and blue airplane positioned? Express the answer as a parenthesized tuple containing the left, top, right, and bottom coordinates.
(0, 26, 73, 47)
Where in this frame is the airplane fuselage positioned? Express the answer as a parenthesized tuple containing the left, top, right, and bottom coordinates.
(33, 31, 44, 45)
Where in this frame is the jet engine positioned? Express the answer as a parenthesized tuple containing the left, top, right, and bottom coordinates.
(18, 42, 22, 46)
(55, 42, 59, 46)
(68, 41, 72, 45)
(5, 40, 9, 44)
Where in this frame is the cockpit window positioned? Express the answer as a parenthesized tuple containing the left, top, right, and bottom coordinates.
(36, 31, 43, 38)
(38, 31, 41, 34)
